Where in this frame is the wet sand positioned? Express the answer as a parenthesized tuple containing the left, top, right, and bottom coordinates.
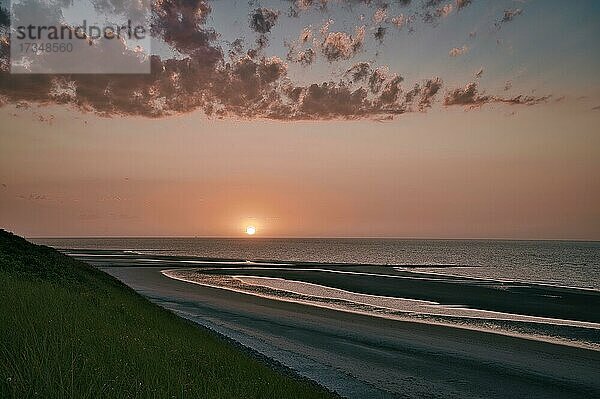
(103, 265, 600, 399)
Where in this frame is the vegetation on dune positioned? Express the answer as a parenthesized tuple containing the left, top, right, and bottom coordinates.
(0, 230, 334, 398)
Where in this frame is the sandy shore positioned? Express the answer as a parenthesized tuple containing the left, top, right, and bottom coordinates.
(103, 265, 600, 399)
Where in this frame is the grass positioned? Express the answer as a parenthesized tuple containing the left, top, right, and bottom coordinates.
(0, 230, 335, 398)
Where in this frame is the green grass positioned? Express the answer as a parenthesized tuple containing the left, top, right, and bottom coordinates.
(0, 230, 335, 398)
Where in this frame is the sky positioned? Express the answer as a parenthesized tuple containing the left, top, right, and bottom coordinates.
(0, 0, 599, 239)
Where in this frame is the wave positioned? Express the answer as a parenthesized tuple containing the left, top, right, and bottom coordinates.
(162, 268, 600, 351)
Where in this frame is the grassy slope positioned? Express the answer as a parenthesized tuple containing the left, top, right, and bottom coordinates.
(0, 230, 334, 399)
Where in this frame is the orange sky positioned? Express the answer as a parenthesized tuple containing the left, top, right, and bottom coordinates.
(1, 102, 599, 239)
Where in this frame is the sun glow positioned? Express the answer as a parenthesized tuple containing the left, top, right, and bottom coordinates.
(246, 226, 256, 236)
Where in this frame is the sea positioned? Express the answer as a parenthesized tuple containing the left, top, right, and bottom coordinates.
(32, 238, 600, 290)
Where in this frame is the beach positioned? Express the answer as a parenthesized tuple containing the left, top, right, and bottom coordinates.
(68, 247, 600, 399)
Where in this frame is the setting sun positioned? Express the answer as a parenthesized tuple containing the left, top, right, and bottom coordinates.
(245, 226, 256, 236)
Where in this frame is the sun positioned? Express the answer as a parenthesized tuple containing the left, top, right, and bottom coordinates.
(245, 226, 256, 236)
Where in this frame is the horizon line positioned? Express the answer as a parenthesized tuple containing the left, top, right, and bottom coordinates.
(25, 235, 600, 243)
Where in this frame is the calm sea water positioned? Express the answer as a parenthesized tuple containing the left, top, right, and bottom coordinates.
(32, 238, 600, 290)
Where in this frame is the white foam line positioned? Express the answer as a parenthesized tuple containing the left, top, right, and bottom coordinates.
(232, 275, 600, 330)
(233, 274, 437, 304)
(221, 266, 448, 282)
(67, 253, 126, 257)
(208, 265, 599, 292)
(121, 259, 296, 266)
(136, 259, 249, 265)
(179, 260, 295, 267)
(160, 268, 600, 351)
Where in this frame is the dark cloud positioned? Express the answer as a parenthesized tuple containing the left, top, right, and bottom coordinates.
(320, 26, 365, 62)
(0, 0, 547, 121)
(285, 26, 316, 65)
(417, 78, 443, 110)
(592, 105, 600, 111)
(376, 75, 404, 105)
(368, 68, 388, 94)
(297, 82, 369, 119)
(496, 94, 551, 106)
(285, 44, 316, 66)
(444, 82, 550, 108)
(286, 0, 472, 32)
(249, 8, 280, 34)
(374, 27, 387, 43)
(152, 0, 221, 63)
(300, 26, 312, 44)
(345, 62, 371, 83)
(228, 38, 245, 59)
(444, 82, 490, 107)
(297, 48, 316, 65)
(499, 8, 523, 24)
(422, 1, 454, 24)
(456, 0, 472, 10)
